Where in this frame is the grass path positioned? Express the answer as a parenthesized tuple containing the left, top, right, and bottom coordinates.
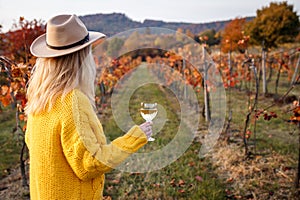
(100, 63, 226, 199)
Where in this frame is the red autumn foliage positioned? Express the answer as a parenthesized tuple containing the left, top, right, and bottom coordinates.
(0, 17, 45, 63)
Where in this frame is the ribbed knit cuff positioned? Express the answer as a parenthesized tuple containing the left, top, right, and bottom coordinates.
(111, 125, 147, 153)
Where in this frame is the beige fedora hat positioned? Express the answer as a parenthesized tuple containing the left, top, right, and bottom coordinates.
(30, 14, 106, 58)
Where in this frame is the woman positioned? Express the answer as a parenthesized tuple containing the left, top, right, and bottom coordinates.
(25, 14, 152, 200)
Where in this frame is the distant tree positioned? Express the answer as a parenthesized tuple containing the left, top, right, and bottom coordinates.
(107, 37, 124, 58)
(197, 29, 221, 46)
(124, 31, 141, 51)
(154, 36, 168, 49)
(247, 2, 300, 49)
(0, 17, 45, 63)
(176, 28, 184, 42)
(185, 29, 194, 39)
(145, 27, 151, 35)
(221, 17, 247, 53)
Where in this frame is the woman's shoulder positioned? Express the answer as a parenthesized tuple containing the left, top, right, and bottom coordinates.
(63, 89, 90, 104)
(62, 89, 93, 111)
(72, 89, 89, 100)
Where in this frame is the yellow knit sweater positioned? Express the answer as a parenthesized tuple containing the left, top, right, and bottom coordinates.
(25, 89, 147, 200)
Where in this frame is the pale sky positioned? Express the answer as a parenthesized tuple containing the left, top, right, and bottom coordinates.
(0, 0, 299, 32)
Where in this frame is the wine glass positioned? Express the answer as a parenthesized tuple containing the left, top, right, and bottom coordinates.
(140, 102, 158, 141)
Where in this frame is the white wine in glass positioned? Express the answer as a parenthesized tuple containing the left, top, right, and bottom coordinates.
(140, 102, 158, 141)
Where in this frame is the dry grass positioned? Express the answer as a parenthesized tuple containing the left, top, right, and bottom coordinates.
(211, 140, 299, 199)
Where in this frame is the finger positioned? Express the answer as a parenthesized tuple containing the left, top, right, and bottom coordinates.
(144, 121, 152, 126)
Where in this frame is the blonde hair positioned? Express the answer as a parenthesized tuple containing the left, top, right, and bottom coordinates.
(25, 46, 96, 115)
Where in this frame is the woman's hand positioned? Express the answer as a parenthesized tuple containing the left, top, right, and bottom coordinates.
(139, 121, 153, 139)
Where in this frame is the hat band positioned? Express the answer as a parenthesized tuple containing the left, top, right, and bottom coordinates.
(46, 33, 90, 50)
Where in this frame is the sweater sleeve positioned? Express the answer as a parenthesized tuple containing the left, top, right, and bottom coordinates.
(60, 90, 147, 181)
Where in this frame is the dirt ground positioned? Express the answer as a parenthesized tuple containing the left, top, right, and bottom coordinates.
(0, 162, 29, 200)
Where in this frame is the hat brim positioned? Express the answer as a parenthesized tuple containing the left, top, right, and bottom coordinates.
(30, 31, 106, 58)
